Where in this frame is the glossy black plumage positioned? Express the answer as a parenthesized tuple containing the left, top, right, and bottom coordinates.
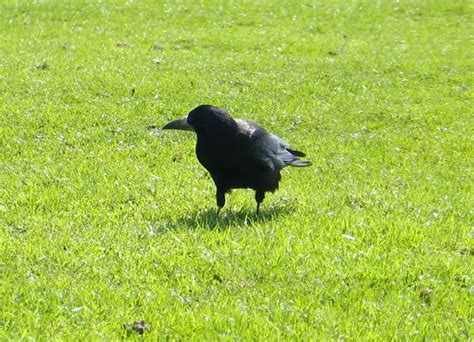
(163, 105, 311, 214)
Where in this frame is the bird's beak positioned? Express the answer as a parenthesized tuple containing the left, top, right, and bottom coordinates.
(162, 116, 194, 132)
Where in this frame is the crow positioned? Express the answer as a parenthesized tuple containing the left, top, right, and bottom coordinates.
(163, 105, 311, 215)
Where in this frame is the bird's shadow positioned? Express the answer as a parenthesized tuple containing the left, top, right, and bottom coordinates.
(166, 200, 295, 231)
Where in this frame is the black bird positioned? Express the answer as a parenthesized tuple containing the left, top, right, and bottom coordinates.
(163, 105, 311, 215)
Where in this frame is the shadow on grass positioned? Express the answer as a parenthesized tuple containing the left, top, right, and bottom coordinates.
(158, 199, 295, 231)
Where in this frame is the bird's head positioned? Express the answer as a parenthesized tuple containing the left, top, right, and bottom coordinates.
(163, 105, 236, 135)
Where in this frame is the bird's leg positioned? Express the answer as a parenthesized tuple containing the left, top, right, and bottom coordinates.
(216, 188, 226, 216)
(255, 191, 265, 216)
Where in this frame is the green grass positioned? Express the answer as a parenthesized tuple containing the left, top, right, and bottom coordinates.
(1, 0, 473, 339)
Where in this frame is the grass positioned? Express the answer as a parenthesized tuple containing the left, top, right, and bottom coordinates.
(1, 0, 473, 339)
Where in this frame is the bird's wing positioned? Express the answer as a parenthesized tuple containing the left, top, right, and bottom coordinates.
(236, 119, 311, 170)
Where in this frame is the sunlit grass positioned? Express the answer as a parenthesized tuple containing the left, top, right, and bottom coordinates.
(1, 0, 472, 339)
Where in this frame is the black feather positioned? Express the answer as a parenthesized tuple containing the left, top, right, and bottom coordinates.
(286, 148, 306, 157)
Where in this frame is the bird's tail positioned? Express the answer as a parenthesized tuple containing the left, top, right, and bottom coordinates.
(286, 148, 306, 157)
(285, 148, 312, 167)
(288, 159, 312, 167)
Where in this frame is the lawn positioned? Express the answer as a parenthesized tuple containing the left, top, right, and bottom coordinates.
(1, 0, 473, 339)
